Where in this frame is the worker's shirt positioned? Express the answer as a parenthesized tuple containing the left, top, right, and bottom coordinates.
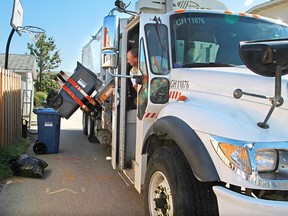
(130, 66, 140, 87)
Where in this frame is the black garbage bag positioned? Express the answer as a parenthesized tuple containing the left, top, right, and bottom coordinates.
(10, 154, 48, 178)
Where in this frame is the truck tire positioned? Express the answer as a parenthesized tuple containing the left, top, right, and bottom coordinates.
(82, 112, 88, 135)
(144, 146, 218, 216)
(87, 115, 94, 136)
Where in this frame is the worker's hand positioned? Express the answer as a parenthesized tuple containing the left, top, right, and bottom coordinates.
(133, 84, 138, 92)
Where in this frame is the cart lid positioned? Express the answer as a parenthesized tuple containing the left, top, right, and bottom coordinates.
(33, 108, 61, 116)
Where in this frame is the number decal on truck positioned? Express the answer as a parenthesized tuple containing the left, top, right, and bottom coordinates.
(170, 80, 190, 89)
(175, 18, 205, 26)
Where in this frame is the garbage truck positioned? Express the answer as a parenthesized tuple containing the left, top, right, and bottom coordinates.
(49, 0, 288, 215)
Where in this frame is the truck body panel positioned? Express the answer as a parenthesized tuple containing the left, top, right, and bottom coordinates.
(162, 67, 288, 142)
(214, 186, 288, 216)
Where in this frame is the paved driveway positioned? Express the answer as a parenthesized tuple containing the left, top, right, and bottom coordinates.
(0, 110, 144, 216)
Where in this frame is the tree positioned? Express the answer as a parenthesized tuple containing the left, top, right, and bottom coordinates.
(27, 33, 62, 91)
(34, 72, 60, 94)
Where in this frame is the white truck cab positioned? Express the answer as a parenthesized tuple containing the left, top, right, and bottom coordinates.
(78, 0, 288, 215)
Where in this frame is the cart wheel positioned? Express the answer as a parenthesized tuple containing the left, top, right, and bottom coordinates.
(33, 142, 47, 155)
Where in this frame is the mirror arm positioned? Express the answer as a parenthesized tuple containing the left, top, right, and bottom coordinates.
(120, 9, 139, 16)
(107, 70, 142, 81)
(107, 69, 133, 78)
(108, 7, 139, 16)
(108, 8, 118, 15)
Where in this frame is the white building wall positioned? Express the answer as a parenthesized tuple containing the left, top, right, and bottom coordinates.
(256, 3, 288, 24)
(248, 1, 288, 24)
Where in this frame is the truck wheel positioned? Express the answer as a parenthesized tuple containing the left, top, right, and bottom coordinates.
(87, 115, 94, 136)
(144, 146, 218, 216)
(82, 112, 88, 135)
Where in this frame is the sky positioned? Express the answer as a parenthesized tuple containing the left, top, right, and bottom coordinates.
(0, 0, 269, 72)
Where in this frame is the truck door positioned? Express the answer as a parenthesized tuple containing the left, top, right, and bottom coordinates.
(135, 14, 170, 191)
(137, 22, 170, 120)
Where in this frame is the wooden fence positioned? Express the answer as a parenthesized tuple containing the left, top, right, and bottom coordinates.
(0, 68, 22, 147)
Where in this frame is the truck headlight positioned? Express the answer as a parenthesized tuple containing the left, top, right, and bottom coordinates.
(219, 142, 252, 174)
(255, 149, 277, 172)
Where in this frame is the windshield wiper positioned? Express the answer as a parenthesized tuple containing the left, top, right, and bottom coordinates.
(182, 63, 235, 68)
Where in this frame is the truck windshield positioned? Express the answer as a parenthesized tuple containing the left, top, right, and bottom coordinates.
(170, 12, 288, 68)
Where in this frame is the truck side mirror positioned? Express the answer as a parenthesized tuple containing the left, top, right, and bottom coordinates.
(239, 39, 288, 77)
(102, 15, 119, 70)
(239, 39, 288, 129)
(102, 15, 119, 51)
(102, 50, 118, 69)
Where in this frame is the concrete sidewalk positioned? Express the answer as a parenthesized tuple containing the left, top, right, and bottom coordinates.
(0, 109, 144, 215)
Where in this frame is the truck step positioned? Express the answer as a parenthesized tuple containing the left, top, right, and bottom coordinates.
(119, 160, 137, 185)
(123, 168, 135, 184)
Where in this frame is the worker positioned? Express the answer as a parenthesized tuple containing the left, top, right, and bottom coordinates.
(127, 48, 140, 90)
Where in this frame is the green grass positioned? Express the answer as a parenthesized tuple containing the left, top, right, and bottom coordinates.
(0, 139, 29, 181)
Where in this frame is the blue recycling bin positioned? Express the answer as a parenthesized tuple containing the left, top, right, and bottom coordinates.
(33, 108, 61, 154)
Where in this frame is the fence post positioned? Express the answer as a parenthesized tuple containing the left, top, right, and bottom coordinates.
(0, 68, 3, 147)
(0, 68, 22, 147)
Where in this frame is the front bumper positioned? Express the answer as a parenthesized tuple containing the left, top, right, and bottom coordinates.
(213, 186, 288, 216)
